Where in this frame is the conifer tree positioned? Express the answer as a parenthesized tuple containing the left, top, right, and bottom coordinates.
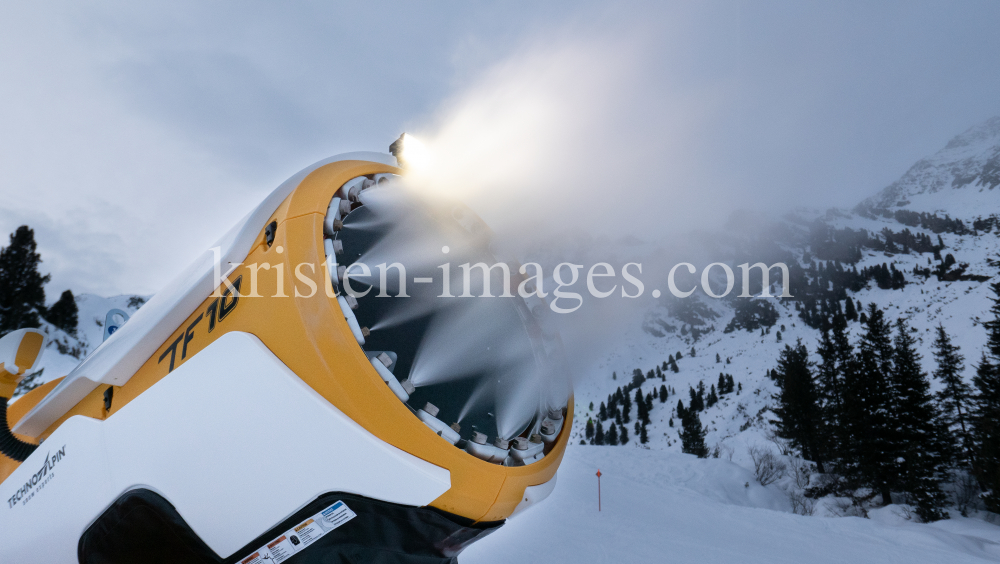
(645, 392, 653, 414)
(972, 354, 1000, 510)
(659, 384, 667, 402)
(932, 324, 972, 467)
(680, 408, 708, 457)
(688, 386, 705, 412)
(622, 391, 632, 423)
(640, 421, 649, 444)
(676, 399, 685, 418)
(586, 419, 595, 441)
(892, 318, 949, 521)
(706, 385, 718, 408)
(662, 361, 668, 372)
(633, 368, 645, 387)
(606, 423, 618, 445)
(599, 402, 608, 421)
(771, 340, 824, 470)
(972, 275, 1000, 511)
(595, 421, 605, 445)
(670, 357, 679, 373)
(619, 424, 629, 445)
(716, 353, 721, 363)
(845, 298, 858, 322)
(635, 389, 649, 425)
(45, 289, 78, 335)
(815, 317, 854, 470)
(842, 303, 897, 504)
(0, 226, 50, 335)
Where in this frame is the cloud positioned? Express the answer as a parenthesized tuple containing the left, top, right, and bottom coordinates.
(1, 0, 999, 298)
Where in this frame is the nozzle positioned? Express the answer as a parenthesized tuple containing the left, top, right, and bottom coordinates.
(422, 402, 439, 417)
(369, 353, 409, 402)
(508, 434, 546, 465)
(338, 199, 352, 217)
(338, 296, 366, 345)
(400, 378, 415, 395)
(416, 402, 461, 445)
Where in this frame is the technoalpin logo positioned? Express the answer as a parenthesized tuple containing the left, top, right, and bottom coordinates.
(7, 446, 66, 509)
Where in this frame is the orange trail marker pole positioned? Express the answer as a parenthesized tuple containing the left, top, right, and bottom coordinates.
(596, 469, 602, 511)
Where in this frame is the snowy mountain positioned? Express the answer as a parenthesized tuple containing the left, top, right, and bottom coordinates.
(858, 115, 1000, 216)
(568, 115, 1000, 520)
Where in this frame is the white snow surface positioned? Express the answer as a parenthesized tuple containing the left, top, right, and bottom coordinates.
(463, 446, 1000, 564)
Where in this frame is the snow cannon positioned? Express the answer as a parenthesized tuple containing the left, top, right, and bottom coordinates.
(0, 150, 572, 563)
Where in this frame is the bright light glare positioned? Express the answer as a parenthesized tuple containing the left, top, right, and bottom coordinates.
(400, 133, 433, 173)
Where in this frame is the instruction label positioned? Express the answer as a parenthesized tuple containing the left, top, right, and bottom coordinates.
(241, 500, 357, 564)
(317, 501, 356, 531)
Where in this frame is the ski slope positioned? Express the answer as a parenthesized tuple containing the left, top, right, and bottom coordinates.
(463, 446, 1000, 564)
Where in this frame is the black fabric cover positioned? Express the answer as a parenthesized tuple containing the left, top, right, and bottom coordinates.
(78, 489, 503, 564)
(77, 489, 220, 564)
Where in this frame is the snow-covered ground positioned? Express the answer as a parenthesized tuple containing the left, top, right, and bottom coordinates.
(464, 446, 1000, 564)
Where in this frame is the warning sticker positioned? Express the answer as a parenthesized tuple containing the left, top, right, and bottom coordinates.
(317, 501, 357, 531)
(290, 518, 325, 548)
(240, 552, 264, 564)
(244, 500, 357, 563)
(266, 535, 297, 563)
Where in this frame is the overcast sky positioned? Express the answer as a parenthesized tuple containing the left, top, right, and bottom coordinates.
(1, 1, 998, 297)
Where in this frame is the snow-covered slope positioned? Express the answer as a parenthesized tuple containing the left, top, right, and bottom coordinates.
(463, 446, 1000, 563)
